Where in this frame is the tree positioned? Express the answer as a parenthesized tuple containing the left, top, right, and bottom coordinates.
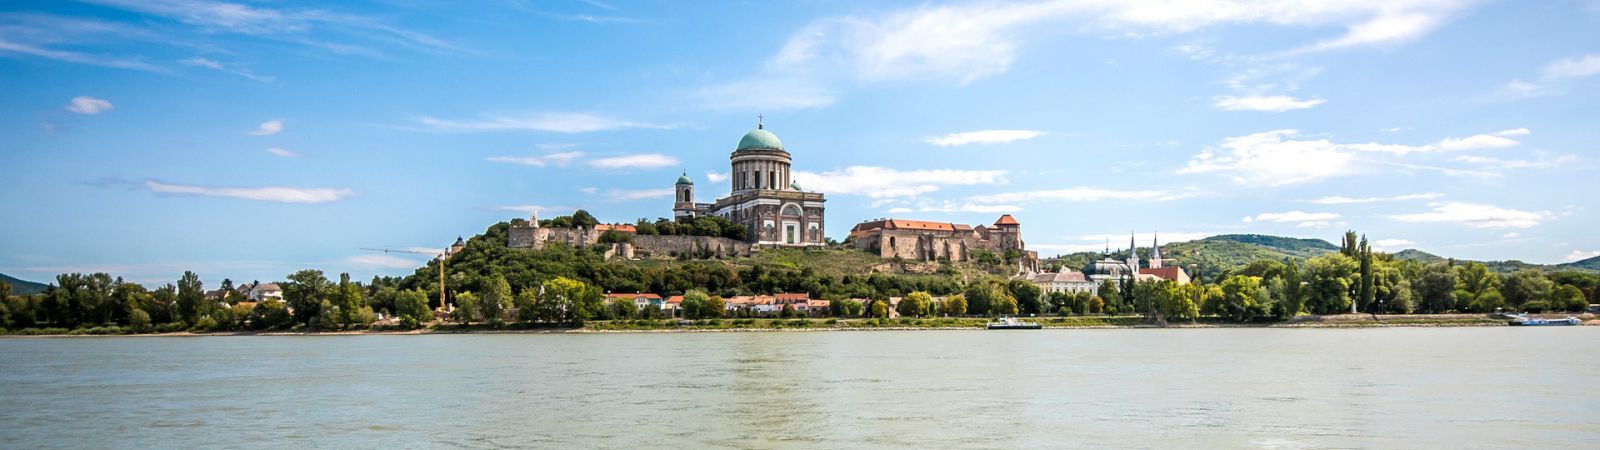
(942, 294, 967, 316)
(1098, 280, 1123, 314)
(394, 289, 433, 328)
(1279, 259, 1305, 317)
(128, 308, 151, 331)
(1389, 279, 1414, 314)
(705, 296, 725, 318)
(780, 302, 797, 318)
(1304, 254, 1357, 315)
(608, 299, 638, 320)
(452, 292, 480, 324)
(839, 299, 865, 317)
(479, 276, 513, 325)
(899, 291, 933, 318)
(176, 271, 206, 325)
(868, 300, 889, 318)
(1088, 296, 1104, 314)
(1006, 280, 1043, 315)
(1455, 262, 1503, 312)
(1357, 236, 1374, 313)
(1500, 269, 1553, 308)
(681, 290, 711, 319)
(333, 273, 371, 327)
(572, 209, 598, 229)
(1218, 275, 1269, 322)
(284, 270, 331, 325)
(1554, 284, 1588, 312)
(535, 277, 602, 325)
(1413, 262, 1458, 313)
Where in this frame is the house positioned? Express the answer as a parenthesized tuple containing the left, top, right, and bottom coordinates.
(241, 282, 283, 302)
(606, 293, 664, 310)
(595, 223, 637, 234)
(1030, 270, 1099, 296)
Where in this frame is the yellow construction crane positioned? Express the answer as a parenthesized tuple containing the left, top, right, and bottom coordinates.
(360, 247, 452, 312)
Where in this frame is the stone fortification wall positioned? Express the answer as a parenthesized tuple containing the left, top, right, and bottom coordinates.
(508, 225, 752, 259)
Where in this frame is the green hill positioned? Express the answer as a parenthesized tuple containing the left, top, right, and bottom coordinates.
(1391, 248, 1588, 274)
(1204, 234, 1339, 253)
(1, 273, 49, 295)
(1558, 255, 1600, 271)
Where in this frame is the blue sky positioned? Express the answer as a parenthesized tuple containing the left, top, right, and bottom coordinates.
(2, 0, 1597, 286)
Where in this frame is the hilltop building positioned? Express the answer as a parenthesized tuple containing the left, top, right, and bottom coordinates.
(1037, 232, 1189, 296)
(847, 215, 1039, 271)
(672, 121, 827, 247)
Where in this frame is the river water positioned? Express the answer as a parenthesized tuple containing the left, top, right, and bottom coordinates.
(1, 328, 1596, 449)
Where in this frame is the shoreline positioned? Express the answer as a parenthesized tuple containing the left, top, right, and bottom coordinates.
(4, 314, 1593, 337)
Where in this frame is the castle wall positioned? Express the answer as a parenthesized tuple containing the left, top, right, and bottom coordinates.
(508, 224, 752, 259)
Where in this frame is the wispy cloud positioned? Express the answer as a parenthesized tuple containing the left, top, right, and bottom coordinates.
(345, 254, 422, 269)
(705, 171, 728, 183)
(264, 147, 298, 158)
(886, 200, 1021, 214)
(79, 0, 469, 56)
(1500, 54, 1600, 99)
(495, 204, 568, 216)
(1180, 128, 1534, 186)
(416, 112, 667, 133)
(792, 166, 1007, 198)
(925, 130, 1044, 147)
(1389, 202, 1549, 229)
(108, 179, 353, 204)
(1542, 54, 1600, 79)
(65, 96, 114, 114)
(589, 154, 678, 170)
(1565, 250, 1600, 262)
(486, 151, 584, 167)
(968, 187, 1196, 204)
(180, 57, 274, 82)
(1243, 211, 1341, 228)
(1306, 193, 1442, 204)
(1213, 95, 1324, 112)
(248, 120, 283, 136)
(1371, 238, 1415, 251)
(592, 187, 673, 201)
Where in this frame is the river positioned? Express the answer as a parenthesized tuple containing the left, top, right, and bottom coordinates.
(2, 328, 1597, 449)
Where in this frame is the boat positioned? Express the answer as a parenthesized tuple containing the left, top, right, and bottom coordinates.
(1506, 314, 1581, 326)
(987, 317, 1041, 330)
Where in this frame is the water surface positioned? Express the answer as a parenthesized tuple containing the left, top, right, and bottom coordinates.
(2, 328, 1597, 448)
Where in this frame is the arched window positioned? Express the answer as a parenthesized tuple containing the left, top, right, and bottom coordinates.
(781, 204, 802, 217)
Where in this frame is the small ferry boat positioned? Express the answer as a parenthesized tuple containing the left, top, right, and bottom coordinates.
(987, 317, 1041, 330)
(1506, 314, 1581, 326)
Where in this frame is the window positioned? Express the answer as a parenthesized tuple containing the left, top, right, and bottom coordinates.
(769, 171, 776, 190)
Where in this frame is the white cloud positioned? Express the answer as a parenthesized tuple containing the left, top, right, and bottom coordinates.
(1542, 54, 1600, 79)
(968, 187, 1193, 204)
(1078, 231, 1215, 246)
(264, 147, 297, 158)
(1565, 250, 1600, 262)
(885, 200, 1021, 214)
(65, 96, 113, 114)
(1180, 129, 1357, 186)
(345, 254, 423, 269)
(1307, 193, 1441, 204)
(596, 188, 673, 201)
(588, 153, 678, 170)
(79, 0, 467, 55)
(1388, 202, 1548, 229)
(1371, 238, 1414, 251)
(697, 77, 837, 111)
(142, 180, 351, 203)
(1451, 153, 1577, 169)
(416, 112, 667, 133)
(486, 151, 584, 167)
(1502, 232, 1520, 239)
(705, 171, 728, 183)
(1181, 128, 1532, 186)
(248, 120, 283, 136)
(1243, 210, 1341, 228)
(1299, 10, 1443, 52)
(180, 57, 274, 82)
(1213, 95, 1325, 112)
(925, 130, 1045, 147)
(792, 166, 1007, 198)
(495, 205, 567, 216)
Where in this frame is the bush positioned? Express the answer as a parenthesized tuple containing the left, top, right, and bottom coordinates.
(191, 316, 219, 332)
(154, 321, 187, 333)
(129, 309, 152, 332)
(1523, 300, 1550, 313)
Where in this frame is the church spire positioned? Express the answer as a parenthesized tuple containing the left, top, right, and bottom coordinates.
(757, 113, 764, 129)
(1127, 231, 1139, 271)
(1150, 232, 1163, 269)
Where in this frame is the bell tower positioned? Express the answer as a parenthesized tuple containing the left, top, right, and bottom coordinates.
(673, 171, 696, 219)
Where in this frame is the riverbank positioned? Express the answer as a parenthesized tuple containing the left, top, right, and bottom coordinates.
(4, 313, 1594, 337)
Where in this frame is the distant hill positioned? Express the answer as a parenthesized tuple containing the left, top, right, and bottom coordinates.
(1203, 234, 1339, 253)
(1558, 255, 1600, 271)
(1, 273, 49, 295)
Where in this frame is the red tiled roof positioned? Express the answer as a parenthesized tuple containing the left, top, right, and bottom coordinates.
(1138, 267, 1185, 281)
(775, 293, 809, 302)
(993, 214, 1019, 226)
(606, 293, 661, 300)
(665, 296, 685, 304)
(595, 224, 637, 233)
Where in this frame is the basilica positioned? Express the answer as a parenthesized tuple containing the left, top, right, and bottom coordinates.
(671, 122, 827, 247)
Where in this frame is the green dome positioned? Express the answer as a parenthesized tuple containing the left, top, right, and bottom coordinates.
(737, 128, 784, 151)
(675, 172, 693, 185)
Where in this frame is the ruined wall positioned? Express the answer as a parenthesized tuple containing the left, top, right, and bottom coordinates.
(631, 235, 754, 258)
(508, 224, 752, 259)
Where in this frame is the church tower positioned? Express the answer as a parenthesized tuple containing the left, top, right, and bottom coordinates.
(673, 171, 697, 219)
(1126, 232, 1139, 272)
(1149, 232, 1163, 269)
